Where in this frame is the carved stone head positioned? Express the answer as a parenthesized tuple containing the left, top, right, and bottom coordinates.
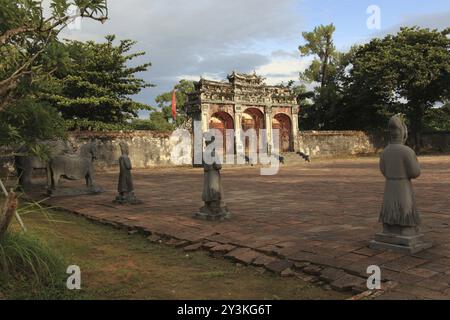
(388, 115, 408, 144)
(119, 142, 129, 155)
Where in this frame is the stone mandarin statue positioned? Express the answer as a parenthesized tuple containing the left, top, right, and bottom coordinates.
(370, 115, 432, 254)
(114, 142, 141, 204)
(194, 136, 230, 220)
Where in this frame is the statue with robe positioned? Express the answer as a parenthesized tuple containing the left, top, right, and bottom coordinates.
(194, 136, 230, 220)
(114, 142, 141, 204)
(370, 115, 431, 254)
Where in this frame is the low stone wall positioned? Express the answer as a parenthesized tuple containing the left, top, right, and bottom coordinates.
(297, 131, 382, 158)
(67, 131, 175, 169)
(2, 130, 449, 177)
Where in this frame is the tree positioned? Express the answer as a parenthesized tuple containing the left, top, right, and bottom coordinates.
(0, 0, 107, 152)
(153, 79, 195, 127)
(0, 0, 108, 110)
(44, 35, 154, 125)
(299, 24, 339, 89)
(341, 27, 450, 148)
(298, 24, 343, 129)
(423, 103, 450, 131)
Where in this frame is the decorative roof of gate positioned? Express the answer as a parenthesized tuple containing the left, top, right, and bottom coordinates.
(186, 72, 298, 113)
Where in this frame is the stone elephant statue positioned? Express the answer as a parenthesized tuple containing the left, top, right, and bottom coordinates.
(47, 143, 98, 193)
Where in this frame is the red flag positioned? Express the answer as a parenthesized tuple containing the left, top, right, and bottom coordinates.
(171, 89, 177, 121)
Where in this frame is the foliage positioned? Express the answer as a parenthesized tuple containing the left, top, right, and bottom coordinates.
(154, 79, 195, 127)
(43, 35, 154, 124)
(298, 24, 345, 129)
(64, 118, 132, 132)
(423, 104, 450, 131)
(340, 27, 450, 147)
(299, 24, 340, 89)
(0, 231, 69, 299)
(0, 0, 108, 152)
(0, 0, 108, 110)
(0, 97, 67, 151)
(131, 115, 173, 132)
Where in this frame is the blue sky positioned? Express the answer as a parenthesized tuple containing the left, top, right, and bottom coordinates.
(300, 0, 450, 49)
(59, 0, 450, 118)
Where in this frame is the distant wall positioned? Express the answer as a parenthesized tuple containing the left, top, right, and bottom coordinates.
(67, 131, 176, 169)
(297, 131, 382, 158)
(2, 130, 450, 177)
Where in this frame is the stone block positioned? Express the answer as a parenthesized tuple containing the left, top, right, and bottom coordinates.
(183, 243, 203, 252)
(370, 232, 432, 255)
(330, 274, 366, 292)
(265, 259, 294, 274)
(225, 248, 260, 264)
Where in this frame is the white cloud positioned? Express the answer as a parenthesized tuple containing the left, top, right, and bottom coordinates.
(255, 53, 312, 85)
(56, 0, 304, 111)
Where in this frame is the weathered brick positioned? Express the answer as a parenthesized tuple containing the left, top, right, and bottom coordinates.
(202, 241, 220, 249)
(331, 274, 366, 292)
(405, 268, 438, 279)
(253, 255, 277, 267)
(225, 248, 260, 264)
(183, 243, 203, 252)
(265, 260, 294, 274)
(303, 265, 322, 276)
(210, 244, 236, 254)
(319, 267, 347, 282)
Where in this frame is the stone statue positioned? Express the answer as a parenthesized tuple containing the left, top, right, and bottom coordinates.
(370, 115, 432, 254)
(194, 137, 230, 220)
(113, 142, 141, 204)
(47, 142, 102, 195)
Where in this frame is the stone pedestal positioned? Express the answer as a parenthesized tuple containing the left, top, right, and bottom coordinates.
(370, 224, 432, 254)
(113, 192, 142, 205)
(193, 203, 231, 221)
(47, 185, 104, 197)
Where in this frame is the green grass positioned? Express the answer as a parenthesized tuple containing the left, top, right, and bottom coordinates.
(0, 231, 72, 299)
(1, 208, 349, 300)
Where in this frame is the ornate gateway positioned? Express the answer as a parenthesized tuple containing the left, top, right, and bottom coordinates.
(186, 72, 300, 154)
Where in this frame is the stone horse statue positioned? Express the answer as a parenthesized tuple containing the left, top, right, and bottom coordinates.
(14, 140, 73, 189)
(47, 143, 99, 194)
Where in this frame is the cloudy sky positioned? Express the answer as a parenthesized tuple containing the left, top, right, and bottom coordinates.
(60, 0, 450, 117)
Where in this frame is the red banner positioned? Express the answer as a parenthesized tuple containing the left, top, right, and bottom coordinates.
(171, 89, 177, 121)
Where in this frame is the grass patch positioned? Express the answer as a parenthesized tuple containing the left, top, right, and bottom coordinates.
(0, 231, 73, 299)
(2, 208, 349, 300)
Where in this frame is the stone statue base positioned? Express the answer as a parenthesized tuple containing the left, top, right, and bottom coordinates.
(113, 192, 142, 205)
(370, 224, 432, 254)
(193, 204, 231, 221)
(47, 185, 104, 197)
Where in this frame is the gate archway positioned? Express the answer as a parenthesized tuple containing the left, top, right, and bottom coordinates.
(209, 111, 234, 155)
(241, 108, 265, 155)
(272, 113, 292, 152)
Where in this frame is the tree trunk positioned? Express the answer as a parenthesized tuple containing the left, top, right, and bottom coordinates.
(0, 192, 18, 237)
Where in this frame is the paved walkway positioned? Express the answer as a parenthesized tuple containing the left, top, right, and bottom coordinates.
(41, 156, 450, 299)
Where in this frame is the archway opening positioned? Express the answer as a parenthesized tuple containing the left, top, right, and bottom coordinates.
(209, 111, 234, 155)
(241, 108, 265, 155)
(272, 113, 292, 152)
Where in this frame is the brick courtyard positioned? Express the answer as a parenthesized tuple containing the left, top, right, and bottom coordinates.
(42, 156, 450, 299)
